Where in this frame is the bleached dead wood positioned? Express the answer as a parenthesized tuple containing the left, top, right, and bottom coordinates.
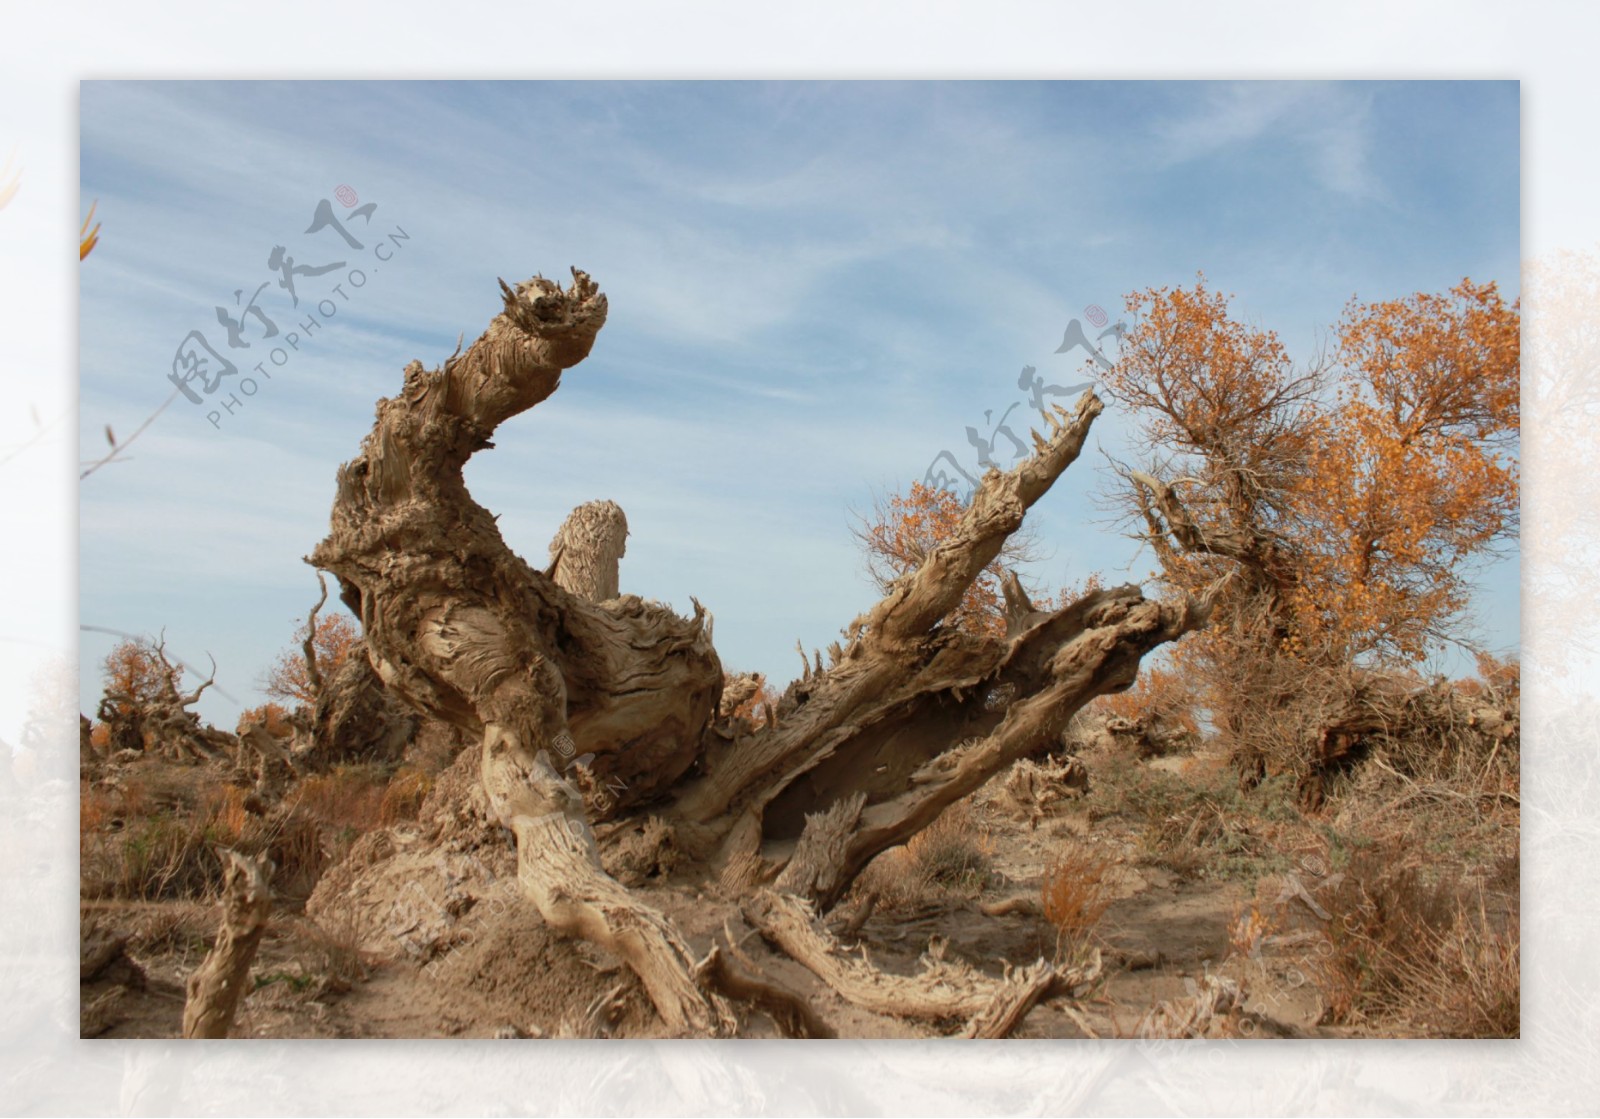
(182, 849, 272, 1039)
(307, 269, 1203, 1034)
(743, 889, 1099, 1037)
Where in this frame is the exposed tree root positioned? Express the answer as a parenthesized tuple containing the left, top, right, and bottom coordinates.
(305, 268, 1201, 1034)
(693, 943, 835, 1039)
(743, 889, 1100, 1037)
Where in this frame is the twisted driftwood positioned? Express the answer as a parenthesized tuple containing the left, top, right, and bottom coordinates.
(308, 269, 1206, 1035)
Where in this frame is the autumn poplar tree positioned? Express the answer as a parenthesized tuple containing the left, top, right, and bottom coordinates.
(1103, 275, 1519, 786)
(260, 612, 361, 706)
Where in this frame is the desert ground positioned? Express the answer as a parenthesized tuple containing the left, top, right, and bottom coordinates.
(79, 682, 1519, 1041)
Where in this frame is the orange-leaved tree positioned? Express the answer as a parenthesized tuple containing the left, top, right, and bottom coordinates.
(237, 702, 293, 737)
(260, 612, 361, 706)
(94, 635, 188, 755)
(99, 636, 177, 716)
(1290, 279, 1520, 662)
(1103, 275, 1518, 774)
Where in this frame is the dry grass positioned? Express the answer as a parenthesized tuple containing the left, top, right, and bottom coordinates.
(263, 810, 328, 900)
(202, 784, 251, 843)
(1400, 903, 1519, 1038)
(1307, 840, 1518, 1036)
(903, 799, 994, 890)
(111, 898, 219, 969)
(1040, 840, 1116, 958)
(82, 756, 439, 909)
(1287, 660, 1521, 1036)
(290, 766, 389, 833)
(82, 769, 329, 902)
(292, 907, 372, 991)
(378, 768, 434, 825)
(81, 777, 251, 900)
(855, 798, 994, 907)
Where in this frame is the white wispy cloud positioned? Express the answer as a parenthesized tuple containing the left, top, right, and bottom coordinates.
(1151, 80, 1388, 202)
(76, 80, 1519, 724)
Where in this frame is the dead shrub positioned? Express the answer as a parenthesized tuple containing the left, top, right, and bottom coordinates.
(379, 768, 434, 825)
(856, 798, 993, 907)
(1213, 624, 1521, 814)
(295, 908, 372, 991)
(905, 799, 992, 891)
(1040, 841, 1115, 957)
(1308, 841, 1518, 1036)
(1399, 904, 1519, 1038)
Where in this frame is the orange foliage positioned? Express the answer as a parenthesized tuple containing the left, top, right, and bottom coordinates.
(237, 702, 292, 737)
(1107, 275, 1518, 668)
(1290, 280, 1520, 661)
(1456, 651, 1520, 699)
(1041, 841, 1116, 954)
(80, 200, 101, 260)
(98, 637, 177, 716)
(725, 675, 781, 730)
(1095, 661, 1201, 739)
(262, 612, 361, 705)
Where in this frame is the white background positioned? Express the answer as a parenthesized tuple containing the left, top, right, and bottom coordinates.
(2, 2, 1595, 1115)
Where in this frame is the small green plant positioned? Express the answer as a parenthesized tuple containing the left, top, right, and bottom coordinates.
(253, 970, 316, 993)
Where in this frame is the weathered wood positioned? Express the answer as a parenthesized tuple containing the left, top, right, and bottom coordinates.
(305, 269, 1202, 1033)
(491, 749, 732, 1037)
(97, 635, 231, 764)
(301, 573, 329, 701)
(960, 959, 1063, 1039)
(548, 500, 628, 603)
(693, 944, 835, 1039)
(743, 889, 1098, 1036)
(182, 849, 272, 1039)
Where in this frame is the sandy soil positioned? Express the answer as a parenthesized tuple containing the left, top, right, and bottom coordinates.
(81, 745, 1353, 1040)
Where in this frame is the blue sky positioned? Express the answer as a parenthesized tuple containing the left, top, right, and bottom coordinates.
(77, 80, 1521, 727)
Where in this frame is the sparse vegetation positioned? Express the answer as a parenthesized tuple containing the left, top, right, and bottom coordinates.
(75, 270, 1518, 1040)
(856, 798, 995, 908)
(1305, 841, 1519, 1037)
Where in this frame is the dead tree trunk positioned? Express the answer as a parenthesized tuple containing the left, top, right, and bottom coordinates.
(273, 572, 416, 767)
(182, 849, 272, 1039)
(310, 269, 1206, 1035)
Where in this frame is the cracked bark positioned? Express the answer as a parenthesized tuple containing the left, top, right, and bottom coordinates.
(310, 269, 1203, 1034)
